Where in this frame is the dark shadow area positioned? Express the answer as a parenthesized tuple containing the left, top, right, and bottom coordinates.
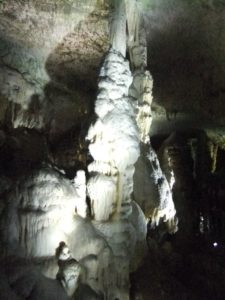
(131, 129, 225, 299)
(145, 0, 225, 124)
(0, 5, 110, 179)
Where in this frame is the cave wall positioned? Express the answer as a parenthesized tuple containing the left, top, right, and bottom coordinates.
(1, 1, 225, 300)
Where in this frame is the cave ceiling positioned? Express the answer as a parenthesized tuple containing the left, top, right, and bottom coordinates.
(1, 2, 225, 299)
(1, 0, 225, 146)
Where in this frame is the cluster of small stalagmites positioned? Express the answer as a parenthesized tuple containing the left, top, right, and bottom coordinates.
(0, 168, 78, 260)
(0, 165, 117, 298)
(56, 242, 81, 297)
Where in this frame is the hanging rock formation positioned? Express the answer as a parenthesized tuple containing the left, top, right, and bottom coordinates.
(86, 2, 147, 297)
(126, 0, 178, 233)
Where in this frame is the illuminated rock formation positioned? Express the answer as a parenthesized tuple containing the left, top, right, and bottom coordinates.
(126, 0, 177, 233)
(86, 48, 139, 221)
(56, 242, 81, 297)
(1, 1, 225, 300)
(86, 37, 145, 300)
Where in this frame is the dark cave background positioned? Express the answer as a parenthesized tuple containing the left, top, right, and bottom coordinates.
(1, 0, 225, 299)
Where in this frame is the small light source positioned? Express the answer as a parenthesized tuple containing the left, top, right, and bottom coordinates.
(213, 242, 218, 247)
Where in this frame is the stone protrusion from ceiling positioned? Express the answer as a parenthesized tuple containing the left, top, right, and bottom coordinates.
(85, 0, 150, 297)
(128, 0, 178, 234)
(0, 0, 110, 142)
(158, 133, 197, 239)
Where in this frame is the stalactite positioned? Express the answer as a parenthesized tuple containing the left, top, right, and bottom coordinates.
(73, 170, 88, 218)
(0, 1, 177, 298)
(109, 0, 127, 56)
(125, 0, 139, 41)
(158, 133, 197, 238)
(208, 140, 218, 173)
(195, 132, 213, 236)
(128, 0, 178, 234)
(86, 49, 139, 221)
(85, 1, 149, 297)
(86, 48, 146, 297)
(188, 138, 198, 179)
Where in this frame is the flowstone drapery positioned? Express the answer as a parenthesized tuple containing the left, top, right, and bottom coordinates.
(0, 1, 177, 299)
(126, 0, 178, 233)
(86, 0, 177, 297)
(86, 41, 146, 300)
(86, 49, 140, 221)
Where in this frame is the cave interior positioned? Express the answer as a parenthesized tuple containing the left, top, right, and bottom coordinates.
(1, 0, 225, 299)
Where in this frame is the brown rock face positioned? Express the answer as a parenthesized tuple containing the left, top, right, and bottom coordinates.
(0, 0, 110, 139)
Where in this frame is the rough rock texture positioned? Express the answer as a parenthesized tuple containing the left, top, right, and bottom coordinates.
(1, 0, 225, 299)
(145, 0, 225, 121)
(0, 167, 115, 298)
(86, 45, 147, 298)
(0, 0, 110, 143)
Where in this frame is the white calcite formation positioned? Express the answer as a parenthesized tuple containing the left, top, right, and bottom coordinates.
(127, 1, 178, 233)
(86, 48, 146, 298)
(86, 2, 148, 294)
(56, 242, 81, 297)
(0, 167, 114, 299)
(73, 170, 88, 218)
(0, 168, 78, 259)
(0, 1, 177, 299)
(86, 49, 140, 220)
(110, 0, 127, 57)
(130, 70, 153, 143)
(147, 148, 178, 232)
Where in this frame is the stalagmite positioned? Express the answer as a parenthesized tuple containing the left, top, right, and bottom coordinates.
(85, 1, 149, 298)
(86, 49, 140, 221)
(56, 242, 81, 297)
(86, 47, 145, 298)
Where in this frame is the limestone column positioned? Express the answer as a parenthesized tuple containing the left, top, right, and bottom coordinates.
(128, 0, 178, 233)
